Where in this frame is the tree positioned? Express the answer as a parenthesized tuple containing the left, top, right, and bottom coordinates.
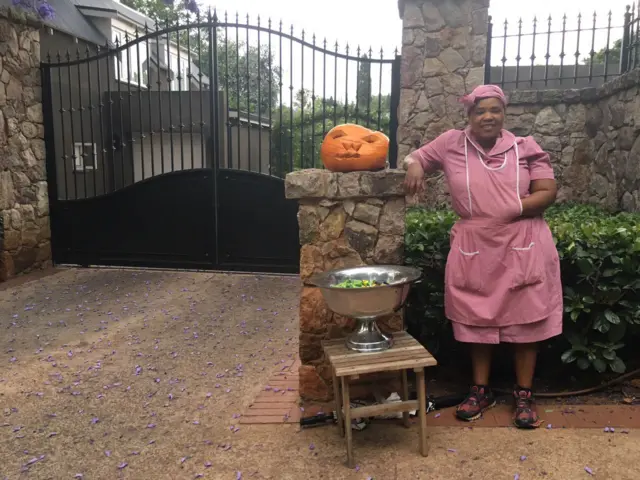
(583, 39, 622, 65)
(120, 0, 282, 113)
(121, 0, 196, 23)
(212, 41, 282, 114)
(270, 93, 392, 178)
(356, 55, 372, 113)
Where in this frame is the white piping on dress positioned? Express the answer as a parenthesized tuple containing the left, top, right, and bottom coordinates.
(515, 141, 523, 216)
(464, 138, 473, 217)
(473, 145, 508, 171)
(512, 242, 535, 251)
(462, 137, 533, 253)
(463, 136, 524, 217)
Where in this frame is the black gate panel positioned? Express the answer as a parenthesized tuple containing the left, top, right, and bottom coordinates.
(52, 170, 216, 269)
(217, 169, 299, 273)
(41, 14, 398, 275)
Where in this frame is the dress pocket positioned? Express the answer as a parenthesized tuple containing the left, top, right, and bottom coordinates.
(507, 238, 544, 289)
(446, 231, 486, 294)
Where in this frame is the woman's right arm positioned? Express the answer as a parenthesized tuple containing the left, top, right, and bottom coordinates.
(402, 135, 446, 195)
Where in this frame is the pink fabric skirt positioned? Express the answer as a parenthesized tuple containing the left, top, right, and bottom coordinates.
(451, 308, 563, 345)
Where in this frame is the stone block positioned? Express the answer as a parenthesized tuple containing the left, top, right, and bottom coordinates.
(285, 169, 336, 199)
(299, 332, 326, 364)
(297, 205, 320, 244)
(352, 202, 381, 226)
(299, 287, 332, 334)
(321, 238, 364, 272)
(373, 235, 404, 264)
(299, 365, 331, 401)
(344, 220, 378, 258)
(421, 3, 445, 32)
(379, 198, 406, 235)
(318, 207, 346, 242)
(534, 107, 565, 136)
(299, 244, 323, 281)
(359, 170, 406, 197)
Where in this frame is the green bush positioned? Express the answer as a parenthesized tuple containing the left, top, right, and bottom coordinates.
(404, 203, 640, 375)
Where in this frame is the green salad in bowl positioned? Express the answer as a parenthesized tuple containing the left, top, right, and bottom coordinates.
(333, 279, 389, 289)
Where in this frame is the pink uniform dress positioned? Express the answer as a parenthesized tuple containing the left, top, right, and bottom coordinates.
(409, 127, 563, 344)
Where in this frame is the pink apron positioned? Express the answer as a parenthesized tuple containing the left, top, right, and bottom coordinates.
(443, 132, 562, 328)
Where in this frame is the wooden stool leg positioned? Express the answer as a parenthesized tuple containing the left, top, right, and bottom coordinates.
(332, 371, 344, 437)
(401, 370, 410, 428)
(341, 377, 355, 468)
(416, 367, 429, 457)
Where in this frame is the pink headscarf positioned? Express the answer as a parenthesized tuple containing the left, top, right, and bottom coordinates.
(459, 85, 508, 113)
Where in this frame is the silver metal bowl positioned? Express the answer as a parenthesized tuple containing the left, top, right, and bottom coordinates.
(307, 265, 422, 352)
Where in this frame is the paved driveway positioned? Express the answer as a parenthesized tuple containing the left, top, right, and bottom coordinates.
(1, 268, 639, 480)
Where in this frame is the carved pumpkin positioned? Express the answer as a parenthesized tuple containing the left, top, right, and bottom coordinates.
(320, 124, 389, 172)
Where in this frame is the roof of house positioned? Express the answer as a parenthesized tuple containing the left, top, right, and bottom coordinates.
(3, 0, 210, 85)
(0, 0, 107, 45)
(72, 0, 153, 29)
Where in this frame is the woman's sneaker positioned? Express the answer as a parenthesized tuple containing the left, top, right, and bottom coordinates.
(513, 387, 542, 429)
(455, 385, 496, 421)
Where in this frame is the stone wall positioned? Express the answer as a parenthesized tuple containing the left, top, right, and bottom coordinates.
(285, 169, 406, 401)
(505, 70, 640, 212)
(0, 9, 51, 281)
(397, 0, 489, 161)
(414, 70, 640, 211)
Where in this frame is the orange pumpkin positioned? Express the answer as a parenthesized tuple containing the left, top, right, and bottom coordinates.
(320, 124, 389, 172)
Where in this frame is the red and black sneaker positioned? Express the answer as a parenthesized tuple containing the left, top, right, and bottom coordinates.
(455, 385, 496, 422)
(513, 387, 542, 429)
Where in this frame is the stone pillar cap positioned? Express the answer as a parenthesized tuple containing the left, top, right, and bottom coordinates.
(285, 169, 406, 200)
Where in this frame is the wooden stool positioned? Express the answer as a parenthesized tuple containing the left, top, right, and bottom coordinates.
(322, 331, 437, 468)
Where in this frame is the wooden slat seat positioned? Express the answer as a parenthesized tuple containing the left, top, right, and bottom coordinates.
(321, 331, 437, 468)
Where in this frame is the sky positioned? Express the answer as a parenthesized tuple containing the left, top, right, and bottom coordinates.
(200, 0, 635, 103)
(202, 0, 634, 53)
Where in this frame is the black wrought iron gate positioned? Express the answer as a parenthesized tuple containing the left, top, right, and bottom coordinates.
(40, 12, 399, 274)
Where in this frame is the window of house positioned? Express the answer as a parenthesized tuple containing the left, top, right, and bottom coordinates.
(112, 27, 148, 86)
(170, 53, 190, 90)
(74, 143, 98, 172)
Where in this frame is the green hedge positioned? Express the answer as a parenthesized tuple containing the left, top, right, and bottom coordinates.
(404, 203, 640, 375)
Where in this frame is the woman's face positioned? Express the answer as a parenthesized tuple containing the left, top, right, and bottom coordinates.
(468, 97, 505, 141)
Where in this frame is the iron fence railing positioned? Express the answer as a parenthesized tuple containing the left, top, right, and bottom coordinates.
(40, 10, 400, 201)
(622, 4, 640, 71)
(485, 5, 639, 89)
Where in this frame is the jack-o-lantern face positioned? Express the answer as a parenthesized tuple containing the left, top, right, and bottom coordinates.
(320, 124, 389, 172)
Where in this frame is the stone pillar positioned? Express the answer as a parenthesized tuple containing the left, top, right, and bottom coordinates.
(0, 9, 51, 281)
(397, 0, 489, 161)
(285, 169, 406, 401)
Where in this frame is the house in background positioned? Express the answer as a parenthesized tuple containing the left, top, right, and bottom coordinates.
(3, 0, 270, 199)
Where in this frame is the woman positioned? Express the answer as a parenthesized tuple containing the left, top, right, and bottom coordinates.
(403, 85, 562, 429)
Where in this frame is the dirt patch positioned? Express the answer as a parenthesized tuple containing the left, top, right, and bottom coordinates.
(0, 268, 300, 479)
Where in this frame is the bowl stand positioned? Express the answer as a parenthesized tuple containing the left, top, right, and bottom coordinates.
(346, 316, 392, 353)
